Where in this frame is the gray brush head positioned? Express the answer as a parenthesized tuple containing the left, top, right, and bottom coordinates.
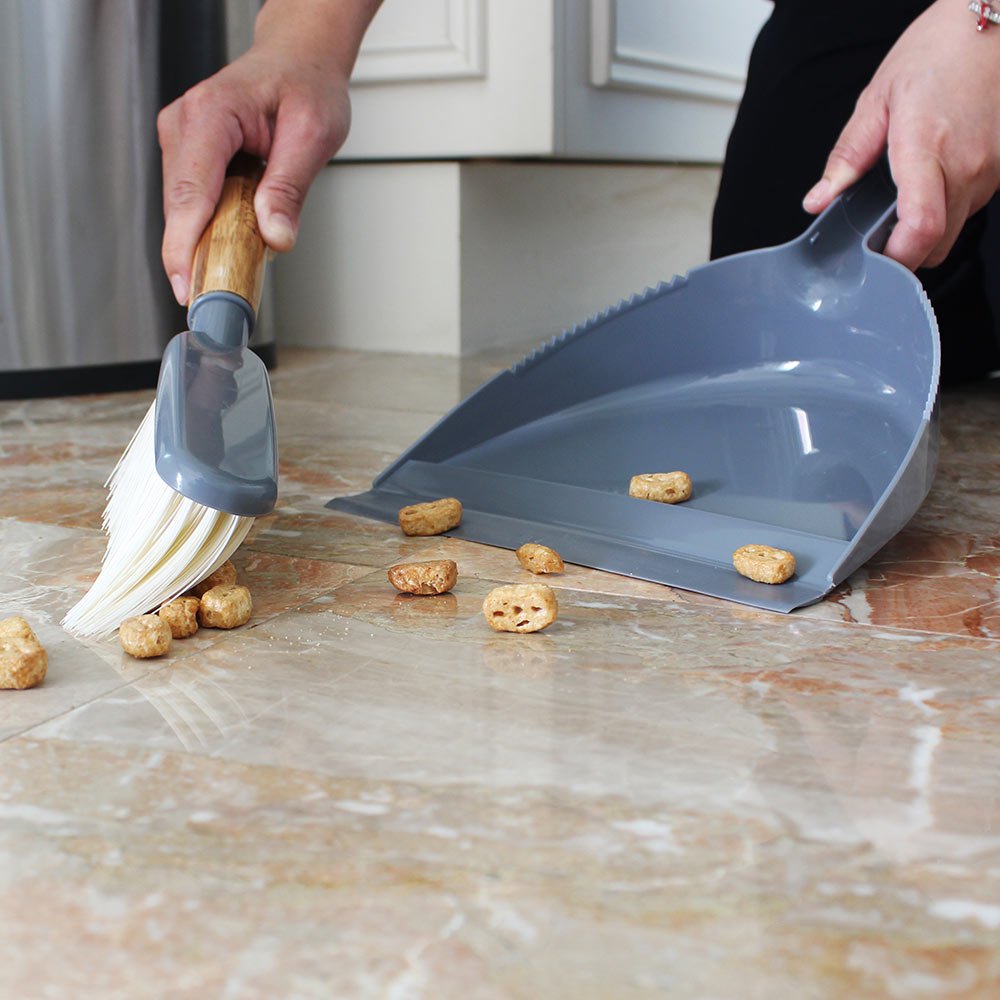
(154, 292, 277, 517)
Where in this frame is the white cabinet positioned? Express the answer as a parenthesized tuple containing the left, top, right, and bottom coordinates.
(278, 1, 772, 355)
(340, 0, 771, 162)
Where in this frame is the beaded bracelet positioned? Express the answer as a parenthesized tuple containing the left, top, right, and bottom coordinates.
(970, 1, 1000, 30)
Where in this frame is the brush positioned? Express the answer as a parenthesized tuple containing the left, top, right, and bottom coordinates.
(64, 155, 277, 638)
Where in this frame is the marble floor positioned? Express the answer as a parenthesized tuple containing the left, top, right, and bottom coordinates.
(1, 346, 1000, 999)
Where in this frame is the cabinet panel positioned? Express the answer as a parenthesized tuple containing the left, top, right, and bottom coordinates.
(590, 0, 771, 102)
(353, 0, 485, 83)
(342, 0, 769, 161)
(341, 0, 553, 158)
(556, 0, 770, 161)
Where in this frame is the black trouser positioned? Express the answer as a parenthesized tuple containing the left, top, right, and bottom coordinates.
(711, 0, 1000, 384)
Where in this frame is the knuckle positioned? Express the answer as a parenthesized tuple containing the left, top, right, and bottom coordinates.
(175, 83, 216, 122)
(287, 99, 348, 154)
(827, 137, 866, 172)
(164, 176, 211, 212)
(905, 208, 946, 244)
(261, 172, 308, 209)
(155, 105, 176, 142)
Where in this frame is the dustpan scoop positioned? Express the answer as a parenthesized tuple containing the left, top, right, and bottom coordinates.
(329, 164, 940, 613)
(154, 155, 277, 517)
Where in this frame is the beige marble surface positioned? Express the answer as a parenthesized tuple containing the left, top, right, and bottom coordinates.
(1, 347, 1000, 999)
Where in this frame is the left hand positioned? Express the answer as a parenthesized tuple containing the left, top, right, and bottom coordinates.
(802, 0, 1000, 271)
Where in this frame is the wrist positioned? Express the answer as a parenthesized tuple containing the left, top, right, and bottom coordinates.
(254, 0, 380, 74)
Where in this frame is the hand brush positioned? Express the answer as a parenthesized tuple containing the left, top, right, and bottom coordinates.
(64, 155, 277, 638)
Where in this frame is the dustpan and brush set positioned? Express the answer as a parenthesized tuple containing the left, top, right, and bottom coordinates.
(65, 159, 938, 636)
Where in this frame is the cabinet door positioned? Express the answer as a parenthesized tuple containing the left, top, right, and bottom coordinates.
(340, 0, 556, 159)
(558, 0, 772, 161)
(340, 0, 770, 162)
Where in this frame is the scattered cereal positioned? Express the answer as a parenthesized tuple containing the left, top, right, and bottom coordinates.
(398, 497, 462, 536)
(159, 596, 200, 639)
(732, 544, 796, 584)
(119, 615, 172, 659)
(0, 616, 47, 689)
(388, 560, 458, 595)
(198, 584, 253, 629)
(190, 560, 238, 598)
(516, 543, 564, 575)
(0, 616, 38, 643)
(628, 471, 692, 504)
(483, 584, 558, 633)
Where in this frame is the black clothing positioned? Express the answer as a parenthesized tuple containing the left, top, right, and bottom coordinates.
(711, 0, 1000, 384)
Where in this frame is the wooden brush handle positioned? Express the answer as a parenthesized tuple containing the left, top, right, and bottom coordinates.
(189, 154, 268, 313)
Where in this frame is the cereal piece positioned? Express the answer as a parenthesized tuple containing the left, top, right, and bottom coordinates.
(0, 615, 38, 644)
(628, 472, 692, 504)
(190, 560, 238, 598)
(119, 614, 172, 659)
(398, 497, 462, 536)
(483, 584, 558, 634)
(732, 544, 796, 584)
(198, 584, 253, 629)
(387, 559, 458, 595)
(516, 543, 564, 575)
(158, 596, 201, 639)
(0, 636, 47, 690)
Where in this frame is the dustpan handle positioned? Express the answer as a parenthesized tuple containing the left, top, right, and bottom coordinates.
(798, 158, 898, 263)
(838, 157, 898, 250)
(189, 154, 268, 316)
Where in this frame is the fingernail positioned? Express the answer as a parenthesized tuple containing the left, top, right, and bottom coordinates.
(266, 213, 297, 249)
(803, 179, 830, 211)
(170, 273, 188, 305)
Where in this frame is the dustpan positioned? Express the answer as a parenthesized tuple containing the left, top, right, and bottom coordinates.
(330, 164, 939, 612)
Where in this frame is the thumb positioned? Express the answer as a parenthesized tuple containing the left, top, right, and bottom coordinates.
(803, 92, 889, 214)
(254, 104, 338, 252)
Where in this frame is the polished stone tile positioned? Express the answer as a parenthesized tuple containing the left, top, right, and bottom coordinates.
(2, 349, 1000, 998)
(0, 520, 156, 739)
(796, 387, 1000, 637)
(5, 586, 1000, 998)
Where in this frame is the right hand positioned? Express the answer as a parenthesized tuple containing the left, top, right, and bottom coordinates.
(158, 0, 380, 305)
(801, 0, 1000, 271)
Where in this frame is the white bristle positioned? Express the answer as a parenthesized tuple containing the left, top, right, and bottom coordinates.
(63, 402, 254, 638)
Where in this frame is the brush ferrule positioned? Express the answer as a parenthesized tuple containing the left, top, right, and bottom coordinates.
(188, 291, 255, 349)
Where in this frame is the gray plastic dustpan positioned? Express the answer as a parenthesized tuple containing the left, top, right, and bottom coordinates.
(330, 164, 939, 612)
(154, 155, 277, 518)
